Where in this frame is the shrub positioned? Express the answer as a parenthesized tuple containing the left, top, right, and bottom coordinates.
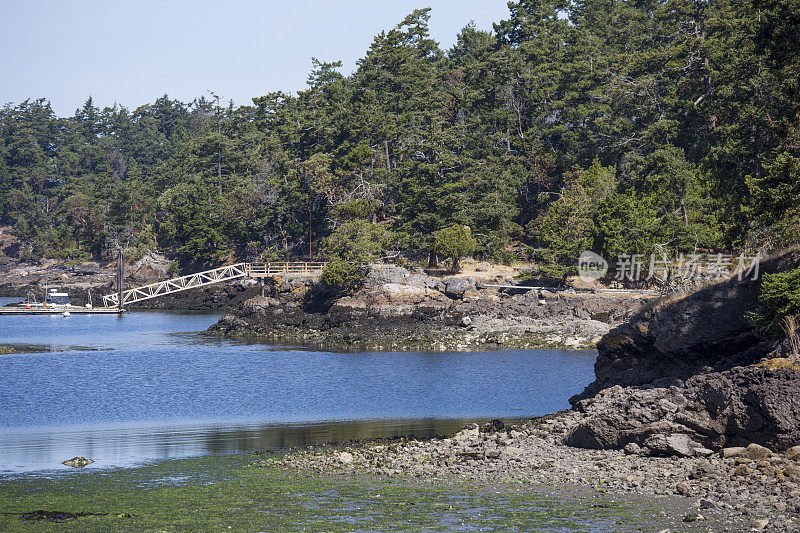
(748, 267, 800, 339)
(320, 260, 363, 295)
(433, 225, 477, 273)
(323, 219, 389, 264)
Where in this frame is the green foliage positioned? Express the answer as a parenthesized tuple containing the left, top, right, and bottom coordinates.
(746, 152, 800, 248)
(1, 2, 798, 270)
(332, 199, 377, 222)
(534, 160, 615, 266)
(593, 147, 724, 258)
(320, 260, 364, 295)
(433, 225, 477, 273)
(748, 267, 800, 339)
(323, 219, 391, 264)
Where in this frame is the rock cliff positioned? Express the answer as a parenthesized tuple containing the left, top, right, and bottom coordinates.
(563, 249, 800, 455)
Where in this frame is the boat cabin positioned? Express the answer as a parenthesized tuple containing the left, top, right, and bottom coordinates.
(45, 289, 70, 307)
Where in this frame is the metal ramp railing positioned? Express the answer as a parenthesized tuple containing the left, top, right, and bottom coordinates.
(102, 261, 328, 307)
(103, 263, 249, 307)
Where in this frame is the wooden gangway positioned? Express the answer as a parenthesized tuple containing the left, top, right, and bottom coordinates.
(102, 262, 327, 308)
(246, 262, 328, 277)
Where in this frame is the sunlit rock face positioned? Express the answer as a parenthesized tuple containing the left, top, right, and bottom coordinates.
(564, 250, 800, 455)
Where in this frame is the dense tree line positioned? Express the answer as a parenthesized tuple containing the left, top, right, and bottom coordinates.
(0, 0, 797, 271)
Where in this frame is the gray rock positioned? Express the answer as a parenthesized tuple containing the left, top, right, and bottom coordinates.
(751, 518, 770, 530)
(338, 451, 353, 464)
(62, 456, 93, 468)
(721, 446, 747, 458)
(244, 296, 281, 312)
(644, 433, 711, 458)
(235, 278, 259, 289)
(743, 443, 773, 460)
(129, 252, 171, 283)
(365, 265, 410, 288)
(624, 442, 643, 455)
(786, 445, 800, 459)
(402, 273, 424, 287)
(442, 276, 475, 299)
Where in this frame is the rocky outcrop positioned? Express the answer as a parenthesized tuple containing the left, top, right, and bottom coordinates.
(563, 249, 800, 456)
(209, 263, 649, 351)
(62, 456, 94, 468)
(577, 250, 800, 401)
(564, 361, 800, 455)
(128, 252, 172, 283)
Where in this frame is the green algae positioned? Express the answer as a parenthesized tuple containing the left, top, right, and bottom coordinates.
(0, 454, 680, 532)
(0, 344, 17, 355)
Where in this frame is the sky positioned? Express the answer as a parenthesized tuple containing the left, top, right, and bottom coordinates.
(1, 0, 511, 117)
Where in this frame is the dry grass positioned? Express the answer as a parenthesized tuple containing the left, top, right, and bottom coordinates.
(756, 356, 800, 370)
(783, 314, 800, 358)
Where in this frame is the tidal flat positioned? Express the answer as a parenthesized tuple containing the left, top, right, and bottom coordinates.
(0, 452, 725, 532)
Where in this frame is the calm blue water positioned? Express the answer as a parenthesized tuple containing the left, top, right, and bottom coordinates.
(0, 298, 596, 472)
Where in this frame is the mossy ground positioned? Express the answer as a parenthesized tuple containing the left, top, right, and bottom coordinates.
(0, 453, 687, 532)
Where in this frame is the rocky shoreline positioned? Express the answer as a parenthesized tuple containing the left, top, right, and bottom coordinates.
(261, 250, 800, 532)
(268, 417, 800, 532)
(209, 264, 651, 351)
(0, 254, 652, 350)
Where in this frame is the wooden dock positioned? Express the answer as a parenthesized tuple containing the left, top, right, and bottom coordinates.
(2, 261, 331, 313)
(245, 262, 328, 277)
(0, 307, 123, 315)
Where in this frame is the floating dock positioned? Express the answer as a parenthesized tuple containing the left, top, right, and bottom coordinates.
(0, 307, 123, 315)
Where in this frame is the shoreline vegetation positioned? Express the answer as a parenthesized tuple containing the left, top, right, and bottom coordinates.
(0, 0, 798, 291)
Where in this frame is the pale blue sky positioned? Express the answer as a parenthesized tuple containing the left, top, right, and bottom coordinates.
(1, 0, 511, 116)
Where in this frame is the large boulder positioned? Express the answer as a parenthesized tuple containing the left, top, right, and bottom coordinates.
(376, 283, 428, 302)
(365, 265, 410, 288)
(364, 264, 442, 292)
(562, 249, 800, 455)
(243, 296, 281, 315)
(442, 276, 476, 299)
(564, 362, 800, 454)
(129, 252, 171, 283)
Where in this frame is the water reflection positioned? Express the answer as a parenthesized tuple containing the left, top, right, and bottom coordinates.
(0, 305, 596, 474)
(0, 418, 493, 474)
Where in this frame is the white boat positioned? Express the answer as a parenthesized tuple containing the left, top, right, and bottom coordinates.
(0, 288, 123, 315)
(45, 289, 73, 308)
